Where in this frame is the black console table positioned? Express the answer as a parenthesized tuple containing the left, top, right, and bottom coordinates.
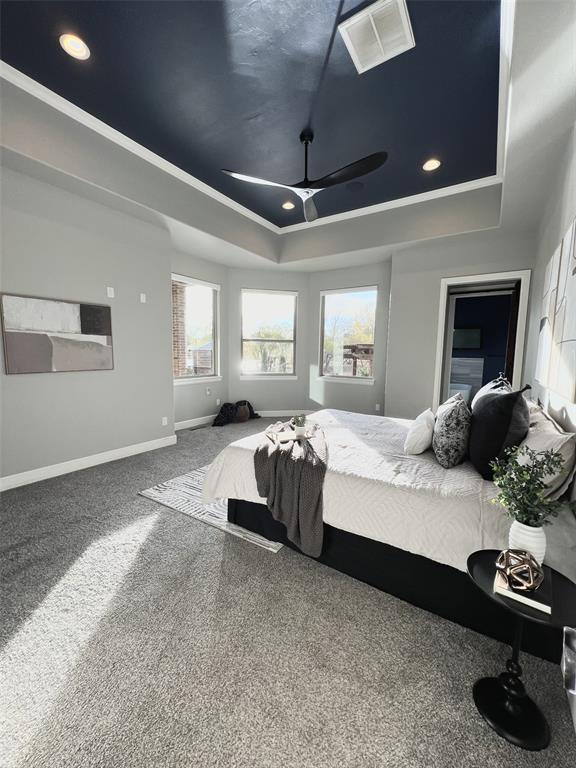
(467, 549, 576, 751)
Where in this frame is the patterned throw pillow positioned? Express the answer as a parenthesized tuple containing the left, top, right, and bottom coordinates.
(432, 394, 472, 468)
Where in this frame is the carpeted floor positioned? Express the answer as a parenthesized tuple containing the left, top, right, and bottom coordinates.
(1, 419, 574, 768)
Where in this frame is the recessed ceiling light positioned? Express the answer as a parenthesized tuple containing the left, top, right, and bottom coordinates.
(59, 33, 90, 60)
(422, 158, 441, 172)
(282, 201, 295, 210)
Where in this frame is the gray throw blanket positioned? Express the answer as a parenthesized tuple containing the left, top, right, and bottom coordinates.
(254, 422, 327, 557)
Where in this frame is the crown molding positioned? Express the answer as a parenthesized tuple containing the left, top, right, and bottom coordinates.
(278, 175, 502, 234)
(496, 0, 516, 178)
(0, 61, 281, 234)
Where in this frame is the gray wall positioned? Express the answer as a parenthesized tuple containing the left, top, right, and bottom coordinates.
(524, 125, 576, 434)
(307, 262, 391, 415)
(227, 269, 310, 412)
(0, 167, 397, 481)
(385, 230, 537, 418)
(2, 162, 555, 481)
(524, 123, 576, 735)
(0, 167, 174, 477)
(225, 263, 391, 416)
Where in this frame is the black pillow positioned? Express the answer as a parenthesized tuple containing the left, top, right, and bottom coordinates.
(469, 386, 531, 480)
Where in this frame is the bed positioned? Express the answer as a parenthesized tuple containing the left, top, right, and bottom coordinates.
(204, 409, 576, 662)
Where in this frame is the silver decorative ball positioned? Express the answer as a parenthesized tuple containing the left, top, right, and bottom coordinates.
(495, 549, 544, 592)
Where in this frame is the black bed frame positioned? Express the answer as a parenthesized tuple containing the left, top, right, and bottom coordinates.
(228, 498, 562, 663)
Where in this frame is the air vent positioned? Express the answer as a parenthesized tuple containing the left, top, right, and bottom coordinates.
(338, 0, 415, 74)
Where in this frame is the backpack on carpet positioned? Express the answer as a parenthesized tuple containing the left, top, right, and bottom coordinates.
(212, 400, 260, 427)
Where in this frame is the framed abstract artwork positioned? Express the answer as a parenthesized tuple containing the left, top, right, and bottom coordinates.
(1, 294, 114, 374)
(535, 218, 576, 403)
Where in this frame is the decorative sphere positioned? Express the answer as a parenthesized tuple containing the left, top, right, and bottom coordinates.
(495, 549, 544, 592)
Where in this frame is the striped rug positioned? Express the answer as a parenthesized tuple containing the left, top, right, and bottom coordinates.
(139, 466, 283, 552)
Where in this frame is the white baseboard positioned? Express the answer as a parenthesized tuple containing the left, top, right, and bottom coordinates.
(175, 415, 216, 430)
(175, 411, 312, 429)
(0, 435, 177, 492)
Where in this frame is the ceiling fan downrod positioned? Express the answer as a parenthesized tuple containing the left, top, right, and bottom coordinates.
(300, 130, 314, 185)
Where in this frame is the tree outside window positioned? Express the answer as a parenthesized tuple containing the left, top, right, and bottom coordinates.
(320, 288, 377, 378)
(241, 290, 296, 375)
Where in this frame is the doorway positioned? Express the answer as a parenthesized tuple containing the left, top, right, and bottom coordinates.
(433, 271, 531, 410)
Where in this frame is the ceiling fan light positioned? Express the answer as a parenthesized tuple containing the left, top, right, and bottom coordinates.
(282, 201, 295, 210)
(422, 158, 441, 172)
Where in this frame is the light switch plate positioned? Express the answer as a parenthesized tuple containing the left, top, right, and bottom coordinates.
(140, 293, 147, 303)
(106, 286, 115, 298)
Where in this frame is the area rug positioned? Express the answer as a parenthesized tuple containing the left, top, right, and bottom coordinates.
(139, 465, 283, 552)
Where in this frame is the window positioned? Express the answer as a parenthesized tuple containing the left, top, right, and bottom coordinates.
(171, 274, 219, 378)
(320, 287, 377, 378)
(241, 290, 297, 375)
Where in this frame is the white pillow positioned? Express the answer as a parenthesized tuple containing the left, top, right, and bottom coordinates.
(404, 409, 436, 455)
(518, 407, 576, 499)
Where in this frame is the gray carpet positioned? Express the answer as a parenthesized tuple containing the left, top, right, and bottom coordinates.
(1, 419, 574, 768)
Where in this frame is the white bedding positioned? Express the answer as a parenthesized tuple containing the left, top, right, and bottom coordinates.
(204, 409, 576, 579)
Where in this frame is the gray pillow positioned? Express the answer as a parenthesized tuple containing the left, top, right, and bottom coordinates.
(519, 407, 576, 499)
(433, 394, 472, 468)
(471, 375, 511, 410)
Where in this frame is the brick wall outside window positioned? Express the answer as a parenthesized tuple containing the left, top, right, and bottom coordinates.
(172, 280, 187, 377)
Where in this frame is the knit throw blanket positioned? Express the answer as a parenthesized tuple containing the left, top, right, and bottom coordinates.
(253, 422, 327, 557)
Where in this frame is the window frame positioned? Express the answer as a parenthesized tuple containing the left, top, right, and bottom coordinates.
(171, 273, 220, 381)
(318, 285, 378, 382)
(240, 288, 298, 377)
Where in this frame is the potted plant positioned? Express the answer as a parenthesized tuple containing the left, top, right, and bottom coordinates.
(491, 446, 570, 564)
(292, 413, 307, 438)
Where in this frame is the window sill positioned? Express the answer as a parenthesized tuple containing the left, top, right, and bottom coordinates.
(317, 376, 375, 386)
(240, 375, 298, 381)
(174, 376, 222, 386)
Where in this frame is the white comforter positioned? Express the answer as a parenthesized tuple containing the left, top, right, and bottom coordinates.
(204, 409, 576, 578)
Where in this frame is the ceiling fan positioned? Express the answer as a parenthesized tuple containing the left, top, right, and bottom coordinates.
(222, 131, 387, 222)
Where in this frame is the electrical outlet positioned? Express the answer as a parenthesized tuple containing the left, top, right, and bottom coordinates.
(140, 293, 147, 303)
(216, 398, 221, 406)
(375, 403, 381, 412)
(206, 387, 211, 397)
(106, 286, 115, 298)
(161, 416, 168, 426)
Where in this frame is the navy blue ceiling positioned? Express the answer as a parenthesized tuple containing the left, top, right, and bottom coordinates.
(1, 1, 500, 227)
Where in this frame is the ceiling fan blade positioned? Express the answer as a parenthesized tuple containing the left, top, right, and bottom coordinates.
(222, 169, 293, 191)
(309, 151, 387, 189)
(303, 196, 319, 222)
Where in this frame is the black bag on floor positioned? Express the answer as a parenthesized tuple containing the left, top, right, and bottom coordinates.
(212, 400, 260, 427)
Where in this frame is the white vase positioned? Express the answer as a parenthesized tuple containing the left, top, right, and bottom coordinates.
(294, 425, 306, 438)
(508, 520, 546, 564)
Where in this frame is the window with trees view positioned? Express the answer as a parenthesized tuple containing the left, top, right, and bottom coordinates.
(241, 290, 297, 375)
(320, 287, 377, 378)
(172, 275, 219, 379)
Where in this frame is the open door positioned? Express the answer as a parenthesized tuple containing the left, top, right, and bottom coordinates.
(433, 272, 531, 410)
